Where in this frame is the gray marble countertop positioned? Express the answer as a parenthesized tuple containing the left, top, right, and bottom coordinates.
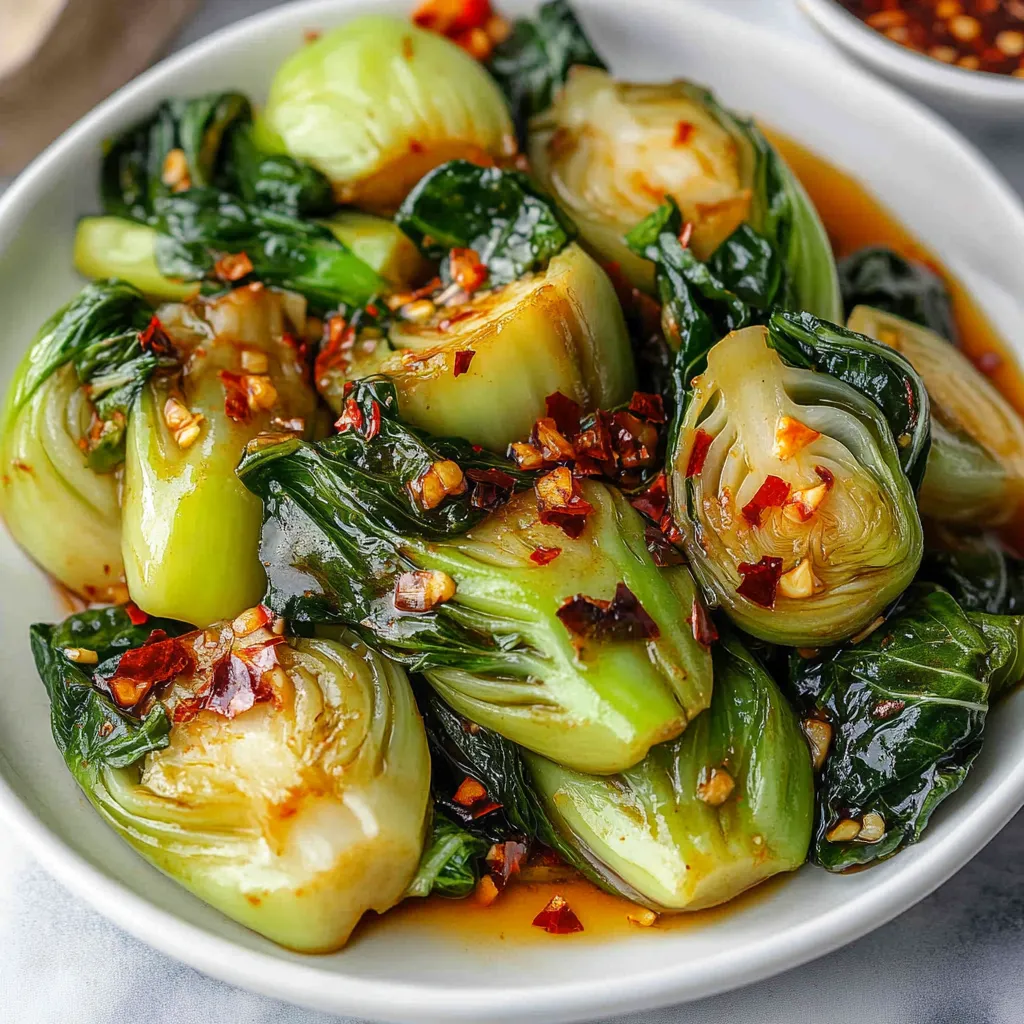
(2, 2, 1023, 1022)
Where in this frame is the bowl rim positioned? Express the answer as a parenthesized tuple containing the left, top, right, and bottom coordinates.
(2, 0, 1024, 1021)
(798, 0, 1024, 104)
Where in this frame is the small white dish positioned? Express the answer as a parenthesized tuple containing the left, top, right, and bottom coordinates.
(1, 1, 1024, 1021)
(799, 0, 1024, 119)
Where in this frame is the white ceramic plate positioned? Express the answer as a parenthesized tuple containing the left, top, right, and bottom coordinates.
(1, 2, 1024, 1021)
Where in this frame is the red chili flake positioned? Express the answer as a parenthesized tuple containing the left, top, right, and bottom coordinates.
(736, 556, 784, 608)
(466, 467, 516, 511)
(334, 397, 364, 433)
(903, 377, 919, 431)
(630, 472, 669, 523)
(645, 523, 684, 566)
(453, 349, 476, 376)
(556, 583, 660, 643)
(658, 512, 683, 545)
(303, 28, 321, 43)
(872, 698, 906, 720)
(545, 392, 582, 438)
(208, 654, 260, 719)
(408, 137, 425, 153)
(610, 411, 658, 471)
(628, 392, 666, 423)
(686, 429, 713, 477)
(530, 546, 562, 565)
(573, 411, 615, 466)
(453, 776, 487, 807)
(536, 467, 594, 538)
(138, 316, 171, 353)
(471, 800, 503, 819)
(674, 121, 695, 145)
(486, 840, 527, 889)
(679, 221, 694, 249)
(213, 252, 254, 282)
(688, 599, 718, 646)
(219, 370, 251, 423)
(365, 400, 381, 441)
(533, 894, 584, 935)
(533, 418, 576, 463)
(814, 465, 835, 490)
(449, 248, 488, 294)
(413, 0, 492, 35)
(975, 351, 1003, 376)
(314, 316, 356, 387)
(109, 637, 195, 708)
(125, 602, 148, 626)
(741, 476, 791, 528)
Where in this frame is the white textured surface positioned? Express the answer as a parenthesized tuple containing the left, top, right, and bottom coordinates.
(1, 1, 1023, 1022)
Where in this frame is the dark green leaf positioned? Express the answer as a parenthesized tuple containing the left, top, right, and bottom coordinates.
(4, 280, 173, 471)
(406, 811, 488, 899)
(766, 310, 931, 489)
(796, 587, 992, 871)
(150, 189, 385, 311)
(921, 529, 1024, 615)
(237, 377, 534, 667)
(30, 607, 189, 787)
(395, 161, 575, 288)
(839, 247, 957, 343)
(488, 0, 607, 139)
(421, 691, 600, 883)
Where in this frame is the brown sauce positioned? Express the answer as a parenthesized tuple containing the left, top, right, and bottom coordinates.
(359, 136, 1023, 946)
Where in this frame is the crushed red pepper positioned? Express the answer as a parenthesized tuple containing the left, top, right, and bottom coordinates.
(839, 0, 1024, 76)
(689, 598, 719, 646)
(530, 545, 562, 565)
(741, 475, 791, 528)
(686, 429, 714, 477)
(453, 349, 476, 376)
(736, 556, 785, 608)
(213, 252, 254, 282)
(108, 636, 195, 709)
(125, 602, 149, 626)
(556, 583, 660, 643)
(533, 894, 584, 935)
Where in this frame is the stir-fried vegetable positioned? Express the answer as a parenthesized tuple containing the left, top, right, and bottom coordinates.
(529, 67, 841, 320)
(239, 378, 712, 774)
(0, 281, 174, 598)
(428, 631, 812, 909)
(839, 247, 956, 343)
(488, 0, 607, 140)
(121, 285, 319, 625)
(671, 318, 923, 645)
(849, 305, 1024, 527)
(793, 586, 1023, 871)
(318, 162, 634, 451)
(32, 604, 429, 951)
(254, 16, 515, 213)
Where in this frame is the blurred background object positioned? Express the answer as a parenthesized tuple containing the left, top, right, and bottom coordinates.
(0, 0, 199, 176)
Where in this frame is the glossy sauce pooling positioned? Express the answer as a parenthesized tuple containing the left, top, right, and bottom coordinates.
(358, 136, 1024, 946)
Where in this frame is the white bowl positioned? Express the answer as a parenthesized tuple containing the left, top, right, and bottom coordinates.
(1, 1, 1024, 1021)
(799, 0, 1024, 120)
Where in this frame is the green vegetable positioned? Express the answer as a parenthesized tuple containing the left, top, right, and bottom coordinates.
(406, 812, 487, 899)
(0, 281, 174, 597)
(32, 608, 430, 951)
(848, 305, 1024, 526)
(121, 285, 318, 625)
(96, 91, 383, 311)
(74, 218, 197, 300)
(671, 321, 923, 646)
(324, 211, 431, 289)
(488, 0, 607, 140)
(794, 586, 1023, 871)
(528, 632, 813, 909)
(529, 66, 841, 320)
(254, 16, 514, 213)
(101, 90, 333, 220)
(921, 527, 1024, 615)
(239, 378, 712, 774)
(319, 243, 635, 452)
(839, 246, 956, 343)
(396, 161, 576, 289)
(426, 633, 812, 909)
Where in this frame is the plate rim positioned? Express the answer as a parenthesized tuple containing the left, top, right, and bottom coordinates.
(2, 1, 1024, 1020)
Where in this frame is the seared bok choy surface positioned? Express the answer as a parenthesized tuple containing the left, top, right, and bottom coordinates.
(32, 603, 430, 951)
(7, 0, 1023, 954)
